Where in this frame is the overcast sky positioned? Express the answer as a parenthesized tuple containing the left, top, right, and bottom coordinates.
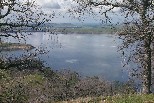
(36, 0, 125, 24)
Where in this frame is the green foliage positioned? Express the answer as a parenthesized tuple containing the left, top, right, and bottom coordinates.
(111, 81, 136, 95)
(61, 94, 154, 103)
(106, 94, 154, 103)
(0, 86, 28, 103)
(0, 69, 10, 80)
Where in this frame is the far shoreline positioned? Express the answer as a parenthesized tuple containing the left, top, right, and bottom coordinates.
(0, 42, 35, 51)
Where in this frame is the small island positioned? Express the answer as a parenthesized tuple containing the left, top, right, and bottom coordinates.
(0, 42, 35, 51)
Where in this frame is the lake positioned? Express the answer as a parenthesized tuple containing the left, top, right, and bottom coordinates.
(2, 32, 129, 81)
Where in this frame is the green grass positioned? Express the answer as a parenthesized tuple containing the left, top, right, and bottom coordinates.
(106, 94, 154, 103)
(60, 94, 154, 103)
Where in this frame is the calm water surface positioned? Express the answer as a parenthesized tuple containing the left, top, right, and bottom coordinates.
(2, 32, 129, 81)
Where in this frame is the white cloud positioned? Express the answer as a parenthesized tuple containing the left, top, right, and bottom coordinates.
(37, 0, 60, 9)
(37, 0, 72, 9)
(36, 0, 124, 23)
(44, 2, 61, 9)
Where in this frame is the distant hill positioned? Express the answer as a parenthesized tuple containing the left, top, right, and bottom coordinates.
(40, 23, 80, 28)
(0, 23, 120, 33)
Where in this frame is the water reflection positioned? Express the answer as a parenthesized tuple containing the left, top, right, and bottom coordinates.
(2, 32, 128, 81)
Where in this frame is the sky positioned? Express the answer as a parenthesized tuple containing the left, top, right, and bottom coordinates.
(36, 0, 127, 24)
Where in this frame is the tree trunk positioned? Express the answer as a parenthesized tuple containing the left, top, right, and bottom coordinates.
(142, 31, 152, 94)
(140, 0, 153, 93)
(0, 38, 1, 44)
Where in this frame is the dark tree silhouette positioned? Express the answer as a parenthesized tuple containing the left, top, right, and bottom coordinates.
(70, 0, 154, 94)
(0, 0, 48, 38)
(0, 0, 51, 71)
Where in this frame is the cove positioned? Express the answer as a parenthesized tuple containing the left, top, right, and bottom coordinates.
(1, 32, 129, 81)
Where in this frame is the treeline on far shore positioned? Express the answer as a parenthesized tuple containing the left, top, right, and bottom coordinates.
(0, 25, 118, 34)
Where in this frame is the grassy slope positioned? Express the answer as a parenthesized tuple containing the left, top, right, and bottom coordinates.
(60, 94, 154, 103)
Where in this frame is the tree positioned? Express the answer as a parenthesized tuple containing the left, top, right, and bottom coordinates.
(71, 0, 154, 94)
(0, 0, 50, 71)
(0, 0, 48, 38)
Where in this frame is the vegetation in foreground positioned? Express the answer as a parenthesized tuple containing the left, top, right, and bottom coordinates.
(0, 58, 137, 103)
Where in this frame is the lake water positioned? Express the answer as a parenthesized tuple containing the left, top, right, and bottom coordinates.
(2, 32, 129, 81)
